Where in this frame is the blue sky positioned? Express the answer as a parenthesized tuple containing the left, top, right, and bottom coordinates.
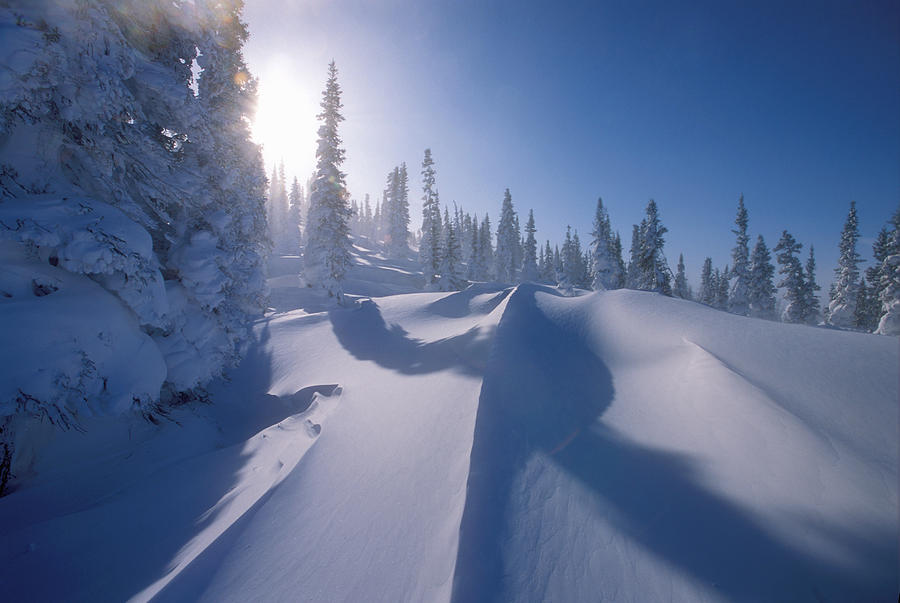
(243, 0, 899, 290)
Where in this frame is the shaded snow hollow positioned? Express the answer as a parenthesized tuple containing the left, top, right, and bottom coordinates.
(0, 247, 896, 602)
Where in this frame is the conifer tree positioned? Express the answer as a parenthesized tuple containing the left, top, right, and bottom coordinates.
(467, 219, 481, 280)
(611, 232, 626, 288)
(637, 200, 671, 295)
(826, 202, 862, 327)
(802, 246, 821, 324)
(728, 195, 751, 315)
(673, 254, 690, 299)
(626, 224, 641, 289)
(479, 214, 494, 280)
(748, 235, 776, 319)
(590, 197, 615, 290)
(494, 189, 519, 283)
(438, 207, 467, 290)
(540, 241, 555, 283)
(853, 278, 879, 332)
(521, 209, 539, 281)
(288, 177, 304, 245)
(875, 208, 900, 335)
(699, 257, 716, 305)
(303, 61, 352, 303)
(715, 266, 730, 310)
(572, 230, 589, 288)
(866, 226, 890, 308)
(774, 230, 805, 323)
(386, 162, 410, 257)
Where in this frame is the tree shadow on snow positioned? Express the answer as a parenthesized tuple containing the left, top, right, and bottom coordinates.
(451, 284, 896, 603)
(328, 299, 494, 376)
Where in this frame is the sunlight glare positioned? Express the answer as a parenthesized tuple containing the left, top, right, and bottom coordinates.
(251, 59, 319, 179)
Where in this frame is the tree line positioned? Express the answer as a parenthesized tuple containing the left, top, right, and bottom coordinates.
(276, 62, 899, 335)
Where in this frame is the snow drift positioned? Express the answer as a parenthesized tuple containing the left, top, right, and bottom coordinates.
(0, 260, 895, 602)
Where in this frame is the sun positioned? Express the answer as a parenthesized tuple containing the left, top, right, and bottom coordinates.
(251, 60, 319, 180)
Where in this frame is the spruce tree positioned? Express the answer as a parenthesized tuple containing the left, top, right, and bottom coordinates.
(673, 254, 690, 299)
(748, 235, 776, 319)
(467, 219, 481, 280)
(386, 162, 410, 257)
(774, 230, 805, 323)
(494, 189, 518, 283)
(728, 194, 751, 315)
(853, 278, 879, 332)
(611, 232, 626, 288)
(637, 200, 671, 295)
(803, 246, 821, 324)
(874, 208, 900, 335)
(438, 207, 466, 290)
(699, 257, 715, 305)
(590, 197, 614, 290)
(303, 61, 352, 303)
(557, 227, 572, 290)
(570, 230, 588, 288)
(866, 226, 890, 308)
(626, 224, 641, 289)
(540, 241, 555, 283)
(826, 202, 862, 327)
(288, 177, 304, 246)
(477, 214, 490, 280)
(715, 266, 730, 310)
(521, 209, 539, 281)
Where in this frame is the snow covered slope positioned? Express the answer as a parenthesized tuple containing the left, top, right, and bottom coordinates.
(455, 284, 897, 602)
(0, 250, 895, 602)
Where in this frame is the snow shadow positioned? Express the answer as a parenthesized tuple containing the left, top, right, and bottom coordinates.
(425, 283, 513, 318)
(328, 299, 494, 376)
(452, 284, 895, 602)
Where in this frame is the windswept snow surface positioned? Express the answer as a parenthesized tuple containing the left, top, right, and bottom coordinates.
(0, 244, 896, 602)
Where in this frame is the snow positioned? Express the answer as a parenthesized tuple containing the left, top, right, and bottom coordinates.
(0, 240, 896, 602)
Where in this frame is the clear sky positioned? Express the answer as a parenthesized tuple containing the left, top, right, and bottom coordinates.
(242, 0, 899, 291)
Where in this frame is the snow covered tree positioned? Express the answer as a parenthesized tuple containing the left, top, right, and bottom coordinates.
(303, 61, 352, 302)
(875, 208, 900, 335)
(826, 202, 862, 327)
(521, 209, 539, 281)
(699, 257, 716, 305)
(715, 266, 730, 310)
(853, 278, 880, 332)
(572, 231, 589, 288)
(479, 214, 494, 280)
(590, 197, 615, 290)
(0, 0, 269, 463)
(559, 227, 576, 291)
(728, 195, 751, 315)
(540, 241, 555, 283)
(386, 162, 410, 257)
(288, 177, 304, 246)
(637, 200, 671, 295)
(494, 189, 519, 283)
(438, 207, 466, 291)
(802, 246, 821, 325)
(866, 226, 890, 310)
(419, 149, 441, 284)
(626, 224, 641, 289)
(611, 232, 626, 288)
(774, 230, 806, 323)
(467, 219, 482, 280)
(673, 254, 690, 299)
(748, 235, 776, 319)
